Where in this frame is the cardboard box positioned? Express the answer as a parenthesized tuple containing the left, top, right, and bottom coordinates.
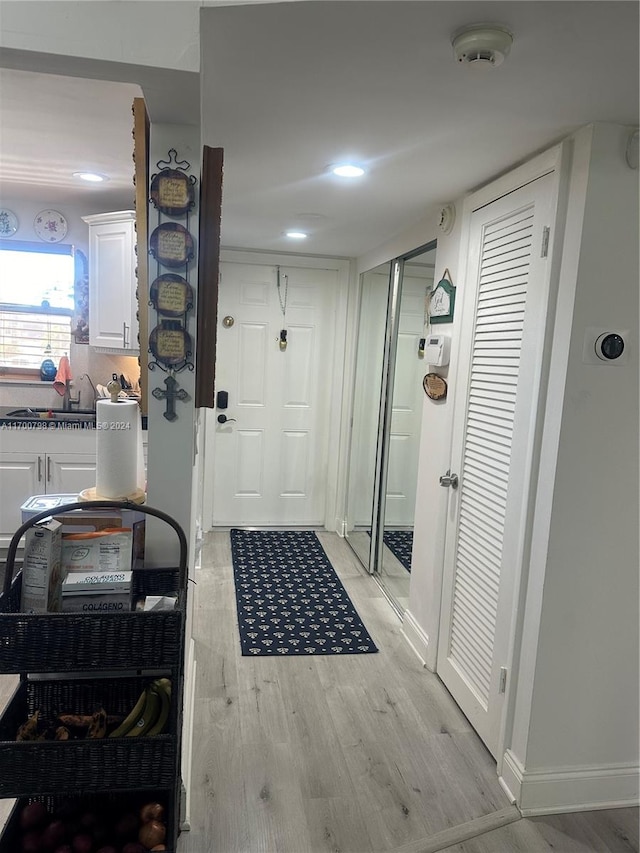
(20, 518, 63, 613)
(21, 496, 145, 567)
(61, 594, 132, 613)
(62, 529, 133, 575)
(62, 569, 132, 593)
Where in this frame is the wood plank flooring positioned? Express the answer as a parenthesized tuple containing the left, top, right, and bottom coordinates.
(0, 531, 635, 852)
(177, 529, 639, 853)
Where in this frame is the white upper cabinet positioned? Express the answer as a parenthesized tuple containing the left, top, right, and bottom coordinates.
(82, 210, 139, 353)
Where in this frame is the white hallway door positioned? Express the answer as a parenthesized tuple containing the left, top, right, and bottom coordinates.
(437, 172, 557, 758)
(211, 260, 339, 526)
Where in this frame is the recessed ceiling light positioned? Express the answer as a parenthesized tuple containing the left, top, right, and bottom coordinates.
(286, 231, 308, 240)
(73, 171, 109, 183)
(332, 164, 365, 178)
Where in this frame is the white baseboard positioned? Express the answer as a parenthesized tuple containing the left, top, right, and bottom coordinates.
(180, 637, 196, 831)
(401, 609, 431, 670)
(501, 749, 640, 815)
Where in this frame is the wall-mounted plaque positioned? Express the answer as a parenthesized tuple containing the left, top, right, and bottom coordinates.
(150, 168, 195, 216)
(423, 372, 448, 401)
(150, 273, 193, 317)
(149, 320, 193, 366)
(150, 222, 194, 268)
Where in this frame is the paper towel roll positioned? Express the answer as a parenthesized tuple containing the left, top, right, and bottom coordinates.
(96, 399, 140, 498)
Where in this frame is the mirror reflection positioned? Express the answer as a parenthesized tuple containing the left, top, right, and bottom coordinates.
(378, 246, 436, 611)
(345, 243, 436, 615)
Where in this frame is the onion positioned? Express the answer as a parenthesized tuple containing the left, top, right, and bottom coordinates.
(71, 833, 93, 853)
(139, 802, 165, 824)
(21, 832, 42, 853)
(20, 802, 49, 830)
(138, 819, 166, 849)
(41, 818, 66, 847)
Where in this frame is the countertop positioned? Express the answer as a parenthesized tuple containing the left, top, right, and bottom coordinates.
(0, 406, 148, 430)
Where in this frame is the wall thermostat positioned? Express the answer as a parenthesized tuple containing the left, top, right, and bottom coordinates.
(423, 334, 451, 366)
(582, 327, 629, 365)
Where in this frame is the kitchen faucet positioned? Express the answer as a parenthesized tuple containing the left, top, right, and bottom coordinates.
(80, 373, 98, 409)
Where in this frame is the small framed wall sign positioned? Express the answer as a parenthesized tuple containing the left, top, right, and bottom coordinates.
(430, 269, 456, 324)
(150, 168, 195, 216)
(150, 273, 193, 317)
(423, 372, 448, 401)
(149, 222, 194, 268)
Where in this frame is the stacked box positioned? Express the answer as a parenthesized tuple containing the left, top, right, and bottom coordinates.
(61, 569, 133, 613)
(61, 529, 133, 576)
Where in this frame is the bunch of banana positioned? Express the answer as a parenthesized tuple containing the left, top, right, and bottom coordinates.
(109, 679, 171, 738)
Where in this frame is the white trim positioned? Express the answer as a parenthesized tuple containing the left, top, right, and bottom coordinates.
(501, 749, 639, 815)
(468, 144, 562, 213)
(507, 127, 595, 765)
(401, 608, 430, 669)
(180, 637, 196, 831)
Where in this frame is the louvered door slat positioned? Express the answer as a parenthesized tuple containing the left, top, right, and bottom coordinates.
(448, 203, 534, 706)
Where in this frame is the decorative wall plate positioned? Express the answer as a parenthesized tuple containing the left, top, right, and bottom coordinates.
(0, 208, 18, 237)
(149, 321, 193, 366)
(150, 273, 193, 317)
(150, 168, 195, 216)
(149, 222, 194, 268)
(34, 209, 68, 242)
(423, 372, 448, 401)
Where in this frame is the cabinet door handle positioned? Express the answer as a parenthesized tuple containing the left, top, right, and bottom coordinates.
(37, 455, 43, 482)
(47, 456, 52, 483)
(123, 322, 129, 348)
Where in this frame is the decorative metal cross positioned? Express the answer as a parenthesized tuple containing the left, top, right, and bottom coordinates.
(152, 374, 190, 422)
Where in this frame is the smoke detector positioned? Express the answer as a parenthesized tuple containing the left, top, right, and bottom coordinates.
(452, 24, 513, 68)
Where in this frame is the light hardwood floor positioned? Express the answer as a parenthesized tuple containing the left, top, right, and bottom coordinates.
(178, 531, 639, 853)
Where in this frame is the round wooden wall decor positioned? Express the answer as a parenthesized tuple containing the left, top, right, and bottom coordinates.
(423, 372, 448, 401)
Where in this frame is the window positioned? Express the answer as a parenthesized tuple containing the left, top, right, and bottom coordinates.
(0, 241, 74, 371)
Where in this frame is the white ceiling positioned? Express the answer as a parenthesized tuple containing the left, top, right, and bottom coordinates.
(0, 1, 638, 258)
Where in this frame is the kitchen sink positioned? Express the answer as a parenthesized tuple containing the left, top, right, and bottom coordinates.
(4, 407, 96, 422)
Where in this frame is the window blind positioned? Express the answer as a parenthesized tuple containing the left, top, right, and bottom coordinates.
(0, 309, 72, 369)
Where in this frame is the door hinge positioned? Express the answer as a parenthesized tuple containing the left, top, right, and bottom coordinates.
(541, 226, 550, 258)
(499, 666, 508, 694)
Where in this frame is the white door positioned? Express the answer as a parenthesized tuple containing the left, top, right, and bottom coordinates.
(437, 173, 557, 757)
(211, 260, 339, 526)
(385, 267, 434, 527)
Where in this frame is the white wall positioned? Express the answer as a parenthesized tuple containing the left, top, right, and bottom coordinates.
(504, 123, 639, 813)
(0, 1, 201, 73)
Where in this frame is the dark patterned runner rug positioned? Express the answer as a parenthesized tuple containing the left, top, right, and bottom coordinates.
(382, 529, 413, 573)
(230, 529, 378, 656)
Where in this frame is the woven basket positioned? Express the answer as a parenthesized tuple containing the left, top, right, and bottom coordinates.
(0, 675, 176, 798)
(0, 500, 187, 674)
(0, 790, 176, 852)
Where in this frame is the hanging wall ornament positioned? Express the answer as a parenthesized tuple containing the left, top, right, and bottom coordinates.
(429, 268, 456, 324)
(147, 147, 196, 422)
(276, 265, 289, 350)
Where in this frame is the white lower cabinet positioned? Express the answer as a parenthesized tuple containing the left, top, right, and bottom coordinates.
(0, 431, 98, 548)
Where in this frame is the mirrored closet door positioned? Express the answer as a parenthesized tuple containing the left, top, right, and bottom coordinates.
(345, 242, 437, 614)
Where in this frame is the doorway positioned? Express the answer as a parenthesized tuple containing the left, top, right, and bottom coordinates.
(207, 252, 350, 528)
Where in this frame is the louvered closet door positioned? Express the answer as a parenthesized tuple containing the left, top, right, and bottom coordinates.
(437, 173, 556, 758)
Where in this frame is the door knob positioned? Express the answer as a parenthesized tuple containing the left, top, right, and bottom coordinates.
(439, 469, 459, 489)
(217, 413, 236, 424)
